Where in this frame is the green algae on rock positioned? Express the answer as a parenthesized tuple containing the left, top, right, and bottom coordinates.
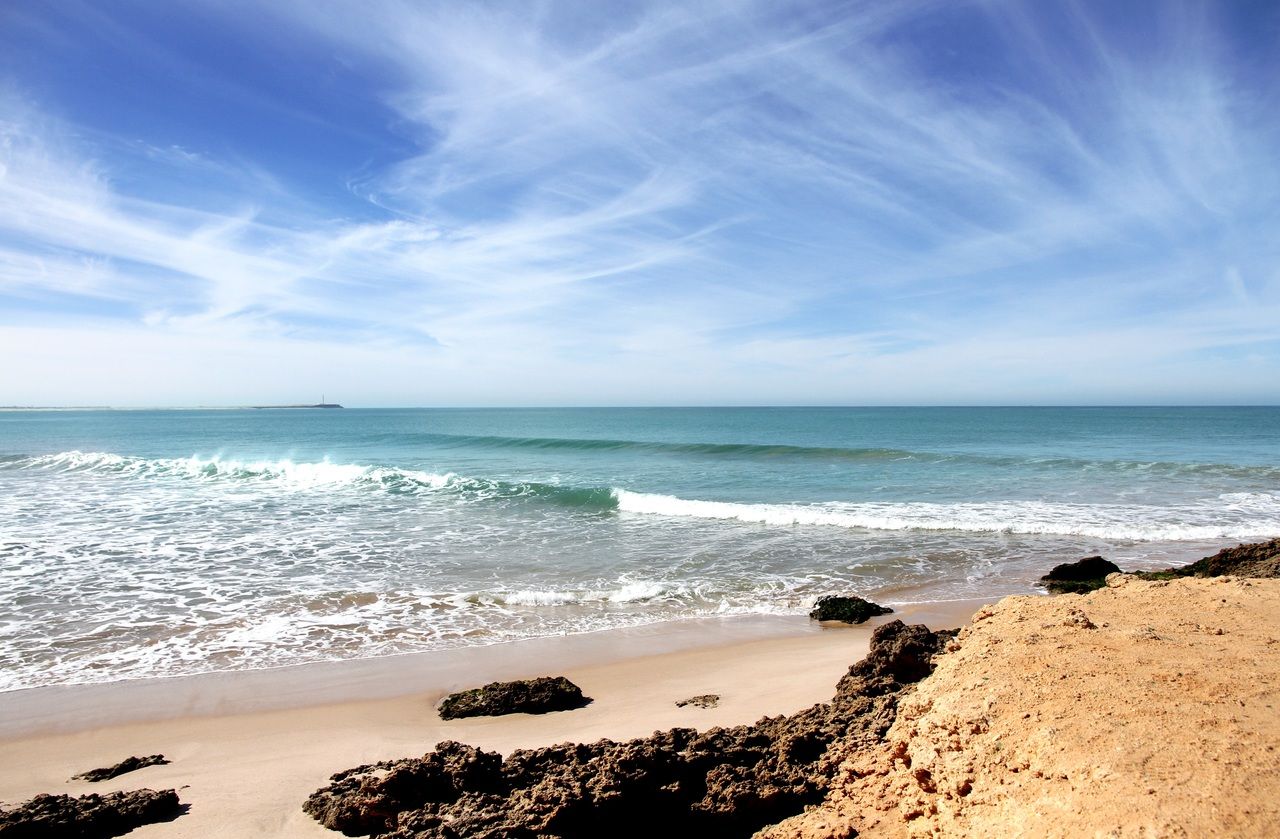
(1040, 556, 1122, 594)
(809, 595, 893, 624)
(438, 676, 591, 720)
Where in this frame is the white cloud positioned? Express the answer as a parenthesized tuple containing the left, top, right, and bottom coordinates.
(0, 1, 1277, 404)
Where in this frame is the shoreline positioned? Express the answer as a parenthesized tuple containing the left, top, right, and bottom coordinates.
(0, 600, 988, 739)
(0, 600, 982, 837)
(4, 545, 1279, 837)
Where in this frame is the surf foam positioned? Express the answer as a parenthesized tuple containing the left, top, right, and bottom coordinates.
(611, 489, 1280, 542)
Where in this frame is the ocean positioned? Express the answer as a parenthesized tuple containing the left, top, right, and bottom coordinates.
(1, 406, 1277, 692)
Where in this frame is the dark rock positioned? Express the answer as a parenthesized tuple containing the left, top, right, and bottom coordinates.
(303, 743, 503, 837)
(305, 620, 957, 838)
(839, 620, 959, 687)
(808, 595, 893, 624)
(675, 694, 719, 709)
(1039, 556, 1122, 594)
(1149, 538, 1280, 580)
(0, 788, 181, 838)
(71, 755, 169, 783)
(438, 677, 591, 720)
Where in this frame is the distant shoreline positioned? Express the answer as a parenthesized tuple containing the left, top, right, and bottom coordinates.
(0, 404, 344, 411)
(0, 406, 115, 411)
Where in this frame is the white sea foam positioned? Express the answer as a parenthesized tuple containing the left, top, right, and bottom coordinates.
(21, 451, 457, 492)
(504, 590, 580, 606)
(1218, 492, 1280, 509)
(606, 581, 668, 602)
(502, 582, 672, 606)
(612, 490, 1280, 541)
(17, 453, 1278, 542)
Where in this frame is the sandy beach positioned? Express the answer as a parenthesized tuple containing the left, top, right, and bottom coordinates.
(5, 546, 1280, 838)
(0, 601, 981, 837)
(4, 0, 1277, 832)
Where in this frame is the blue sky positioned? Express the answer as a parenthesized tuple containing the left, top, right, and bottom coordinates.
(1, 0, 1278, 406)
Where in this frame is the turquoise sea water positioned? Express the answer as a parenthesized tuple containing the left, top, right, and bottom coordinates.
(1, 406, 1277, 690)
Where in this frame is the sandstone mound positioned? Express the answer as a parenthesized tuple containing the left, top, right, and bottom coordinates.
(766, 575, 1280, 838)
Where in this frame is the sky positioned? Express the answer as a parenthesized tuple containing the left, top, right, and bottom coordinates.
(1, 0, 1278, 407)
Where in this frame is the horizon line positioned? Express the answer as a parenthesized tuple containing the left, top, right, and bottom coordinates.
(3, 404, 1278, 412)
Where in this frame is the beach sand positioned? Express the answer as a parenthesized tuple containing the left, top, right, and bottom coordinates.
(7, 575, 1280, 837)
(0, 601, 981, 837)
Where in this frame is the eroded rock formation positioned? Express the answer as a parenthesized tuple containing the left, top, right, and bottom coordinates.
(1158, 537, 1280, 579)
(306, 620, 956, 838)
(438, 676, 591, 720)
(0, 789, 181, 838)
(71, 755, 169, 783)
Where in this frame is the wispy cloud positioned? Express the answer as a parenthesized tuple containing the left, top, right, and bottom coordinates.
(0, 0, 1277, 404)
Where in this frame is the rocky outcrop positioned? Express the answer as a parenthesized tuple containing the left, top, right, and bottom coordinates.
(675, 694, 720, 709)
(71, 755, 169, 783)
(1039, 556, 1121, 593)
(1040, 540, 1280, 595)
(808, 596, 893, 624)
(305, 620, 956, 838)
(1156, 538, 1280, 579)
(0, 789, 181, 838)
(438, 676, 591, 720)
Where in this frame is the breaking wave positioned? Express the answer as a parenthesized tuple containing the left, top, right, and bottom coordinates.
(8, 451, 1279, 541)
(8, 451, 617, 510)
(612, 490, 1280, 542)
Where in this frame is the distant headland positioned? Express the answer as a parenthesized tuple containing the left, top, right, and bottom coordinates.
(252, 395, 343, 409)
